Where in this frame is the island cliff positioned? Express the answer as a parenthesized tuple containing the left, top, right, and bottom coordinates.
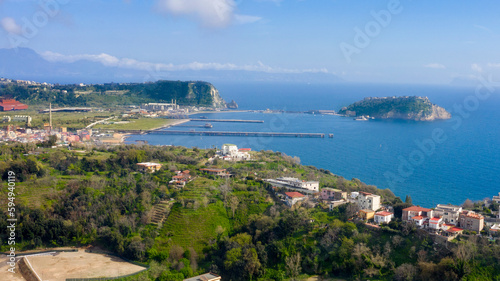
(338, 96, 451, 121)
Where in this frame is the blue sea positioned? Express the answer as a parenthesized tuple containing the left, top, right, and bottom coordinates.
(126, 82, 500, 207)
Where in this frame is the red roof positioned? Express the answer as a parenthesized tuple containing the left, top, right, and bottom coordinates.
(239, 148, 251, 151)
(403, 206, 432, 212)
(412, 216, 424, 220)
(0, 98, 28, 111)
(359, 191, 372, 196)
(375, 211, 393, 217)
(430, 217, 441, 222)
(448, 227, 464, 233)
(285, 192, 305, 198)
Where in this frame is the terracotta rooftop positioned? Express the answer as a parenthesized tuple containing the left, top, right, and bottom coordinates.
(412, 216, 424, 220)
(448, 227, 464, 233)
(375, 211, 393, 216)
(285, 192, 305, 198)
(403, 206, 432, 212)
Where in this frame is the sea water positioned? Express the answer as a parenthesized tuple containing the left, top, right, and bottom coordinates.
(126, 82, 500, 207)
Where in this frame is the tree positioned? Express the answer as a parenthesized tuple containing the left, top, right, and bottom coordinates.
(405, 195, 413, 205)
(285, 252, 301, 280)
(243, 248, 261, 279)
(229, 195, 239, 218)
(462, 199, 474, 209)
(394, 263, 417, 281)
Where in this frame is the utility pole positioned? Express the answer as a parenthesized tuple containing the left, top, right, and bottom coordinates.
(49, 102, 52, 130)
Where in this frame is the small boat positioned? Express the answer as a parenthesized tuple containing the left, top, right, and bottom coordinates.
(199, 116, 208, 119)
(204, 123, 213, 128)
(354, 115, 369, 121)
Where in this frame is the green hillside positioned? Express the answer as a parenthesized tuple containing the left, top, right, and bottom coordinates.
(0, 80, 226, 108)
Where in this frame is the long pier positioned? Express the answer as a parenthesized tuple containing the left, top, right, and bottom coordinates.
(148, 130, 325, 138)
(189, 119, 264, 123)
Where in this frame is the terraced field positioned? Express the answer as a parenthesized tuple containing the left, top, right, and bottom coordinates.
(159, 201, 231, 253)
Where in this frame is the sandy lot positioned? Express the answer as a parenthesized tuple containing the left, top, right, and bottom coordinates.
(1, 255, 25, 281)
(3, 250, 146, 281)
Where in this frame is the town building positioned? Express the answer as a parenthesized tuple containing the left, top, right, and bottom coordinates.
(412, 216, 427, 228)
(402, 206, 434, 221)
(169, 170, 192, 188)
(183, 272, 221, 281)
(200, 168, 230, 177)
(429, 217, 443, 231)
(359, 209, 376, 220)
(142, 102, 179, 111)
(493, 192, 500, 204)
(265, 177, 319, 194)
(285, 192, 306, 207)
(458, 211, 484, 233)
(320, 188, 347, 201)
(434, 204, 462, 225)
(0, 98, 28, 111)
(490, 224, 500, 233)
(328, 199, 348, 211)
(136, 162, 162, 173)
(374, 211, 393, 224)
(219, 144, 251, 161)
(357, 192, 381, 211)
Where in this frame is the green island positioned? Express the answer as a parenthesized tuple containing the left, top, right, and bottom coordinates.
(1, 143, 499, 281)
(338, 96, 451, 121)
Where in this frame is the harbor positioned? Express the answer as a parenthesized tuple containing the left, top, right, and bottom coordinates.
(148, 130, 326, 138)
(189, 118, 264, 123)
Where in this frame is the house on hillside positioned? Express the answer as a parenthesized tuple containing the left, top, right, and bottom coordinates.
(218, 144, 251, 161)
(320, 188, 347, 201)
(374, 211, 393, 224)
(137, 162, 162, 173)
(169, 170, 192, 188)
(285, 192, 306, 207)
(402, 206, 434, 221)
(357, 192, 381, 211)
(183, 272, 221, 281)
(429, 217, 443, 231)
(458, 211, 484, 233)
(493, 192, 500, 204)
(265, 177, 319, 194)
(200, 168, 230, 177)
(434, 204, 462, 225)
(359, 209, 376, 220)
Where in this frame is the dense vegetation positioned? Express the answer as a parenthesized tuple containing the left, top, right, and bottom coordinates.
(338, 96, 436, 118)
(1, 144, 499, 280)
(0, 80, 224, 108)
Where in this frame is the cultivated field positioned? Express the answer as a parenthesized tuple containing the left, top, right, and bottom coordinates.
(3, 249, 146, 281)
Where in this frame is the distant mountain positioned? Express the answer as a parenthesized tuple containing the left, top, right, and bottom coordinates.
(0, 48, 343, 84)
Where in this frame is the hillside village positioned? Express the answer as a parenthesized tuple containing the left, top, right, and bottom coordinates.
(2, 141, 500, 281)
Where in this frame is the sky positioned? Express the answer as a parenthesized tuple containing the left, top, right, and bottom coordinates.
(1, 0, 500, 84)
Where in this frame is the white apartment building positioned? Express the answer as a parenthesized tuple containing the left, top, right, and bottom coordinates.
(357, 192, 381, 211)
(434, 204, 462, 225)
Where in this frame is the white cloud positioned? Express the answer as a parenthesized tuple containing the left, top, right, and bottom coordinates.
(487, 63, 500, 68)
(471, 63, 482, 73)
(1, 17, 22, 34)
(234, 14, 262, 25)
(156, 0, 235, 28)
(156, 0, 262, 27)
(40, 51, 329, 74)
(424, 63, 446, 69)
